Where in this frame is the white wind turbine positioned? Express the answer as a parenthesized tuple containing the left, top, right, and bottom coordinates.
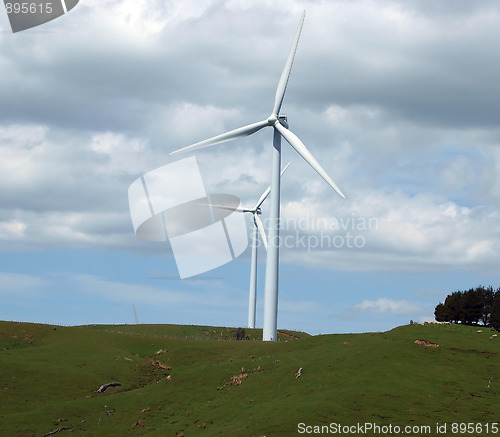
(241, 162, 290, 329)
(207, 163, 290, 329)
(171, 11, 345, 341)
(132, 304, 139, 324)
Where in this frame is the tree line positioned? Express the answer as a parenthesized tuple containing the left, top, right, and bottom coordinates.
(434, 286, 500, 330)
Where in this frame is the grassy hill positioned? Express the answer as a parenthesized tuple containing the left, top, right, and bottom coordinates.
(0, 321, 498, 436)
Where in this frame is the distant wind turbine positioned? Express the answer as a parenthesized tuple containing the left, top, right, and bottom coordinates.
(171, 11, 345, 341)
(133, 304, 139, 325)
(243, 162, 290, 329)
(239, 162, 290, 329)
(205, 162, 289, 329)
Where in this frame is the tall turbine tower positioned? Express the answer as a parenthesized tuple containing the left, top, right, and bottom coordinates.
(241, 162, 290, 329)
(132, 304, 139, 324)
(171, 11, 345, 341)
(209, 162, 290, 329)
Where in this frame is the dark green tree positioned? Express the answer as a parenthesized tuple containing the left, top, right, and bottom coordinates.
(444, 291, 464, 324)
(435, 302, 451, 322)
(489, 289, 500, 331)
(435, 286, 497, 327)
(462, 287, 484, 325)
(479, 286, 494, 325)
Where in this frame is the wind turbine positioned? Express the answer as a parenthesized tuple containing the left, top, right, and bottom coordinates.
(171, 11, 345, 341)
(207, 163, 290, 329)
(132, 304, 139, 324)
(241, 162, 290, 329)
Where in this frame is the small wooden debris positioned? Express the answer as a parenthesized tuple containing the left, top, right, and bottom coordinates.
(43, 426, 72, 437)
(116, 356, 132, 361)
(96, 382, 121, 393)
(296, 367, 303, 378)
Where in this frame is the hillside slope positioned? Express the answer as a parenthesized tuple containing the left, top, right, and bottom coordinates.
(0, 322, 498, 436)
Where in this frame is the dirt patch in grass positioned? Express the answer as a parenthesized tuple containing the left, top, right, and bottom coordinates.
(414, 339, 439, 347)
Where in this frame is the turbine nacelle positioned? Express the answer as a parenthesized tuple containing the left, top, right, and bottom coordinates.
(278, 115, 288, 129)
(267, 114, 289, 129)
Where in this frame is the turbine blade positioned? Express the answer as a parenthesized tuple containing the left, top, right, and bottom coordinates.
(281, 161, 291, 175)
(255, 187, 271, 211)
(204, 203, 246, 212)
(253, 161, 291, 210)
(170, 119, 269, 155)
(218, 205, 242, 211)
(272, 11, 306, 116)
(254, 214, 268, 250)
(275, 123, 345, 198)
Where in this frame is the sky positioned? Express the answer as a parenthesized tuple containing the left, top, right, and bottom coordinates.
(1, 0, 500, 336)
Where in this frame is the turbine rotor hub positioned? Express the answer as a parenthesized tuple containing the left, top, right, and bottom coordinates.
(267, 114, 278, 125)
(268, 114, 289, 128)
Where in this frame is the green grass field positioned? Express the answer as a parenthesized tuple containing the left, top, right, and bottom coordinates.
(0, 321, 498, 436)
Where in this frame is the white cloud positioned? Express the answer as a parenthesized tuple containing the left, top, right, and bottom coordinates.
(279, 186, 500, 274)
(1, 0, 500, 280)
(47, 271, 246, 313)
(157, 102, 243, 149)
(0, 220, 27, 239)
(0, 272, 48, 296)
(353, 298, 421, 315)
(90, 131, 148, 174)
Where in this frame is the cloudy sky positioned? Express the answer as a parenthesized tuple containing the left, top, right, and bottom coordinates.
(1, 0, 500, 335)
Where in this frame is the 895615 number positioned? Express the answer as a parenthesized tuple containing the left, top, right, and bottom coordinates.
(5, 3, 53, 14)
(451, 423, 499, 434)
